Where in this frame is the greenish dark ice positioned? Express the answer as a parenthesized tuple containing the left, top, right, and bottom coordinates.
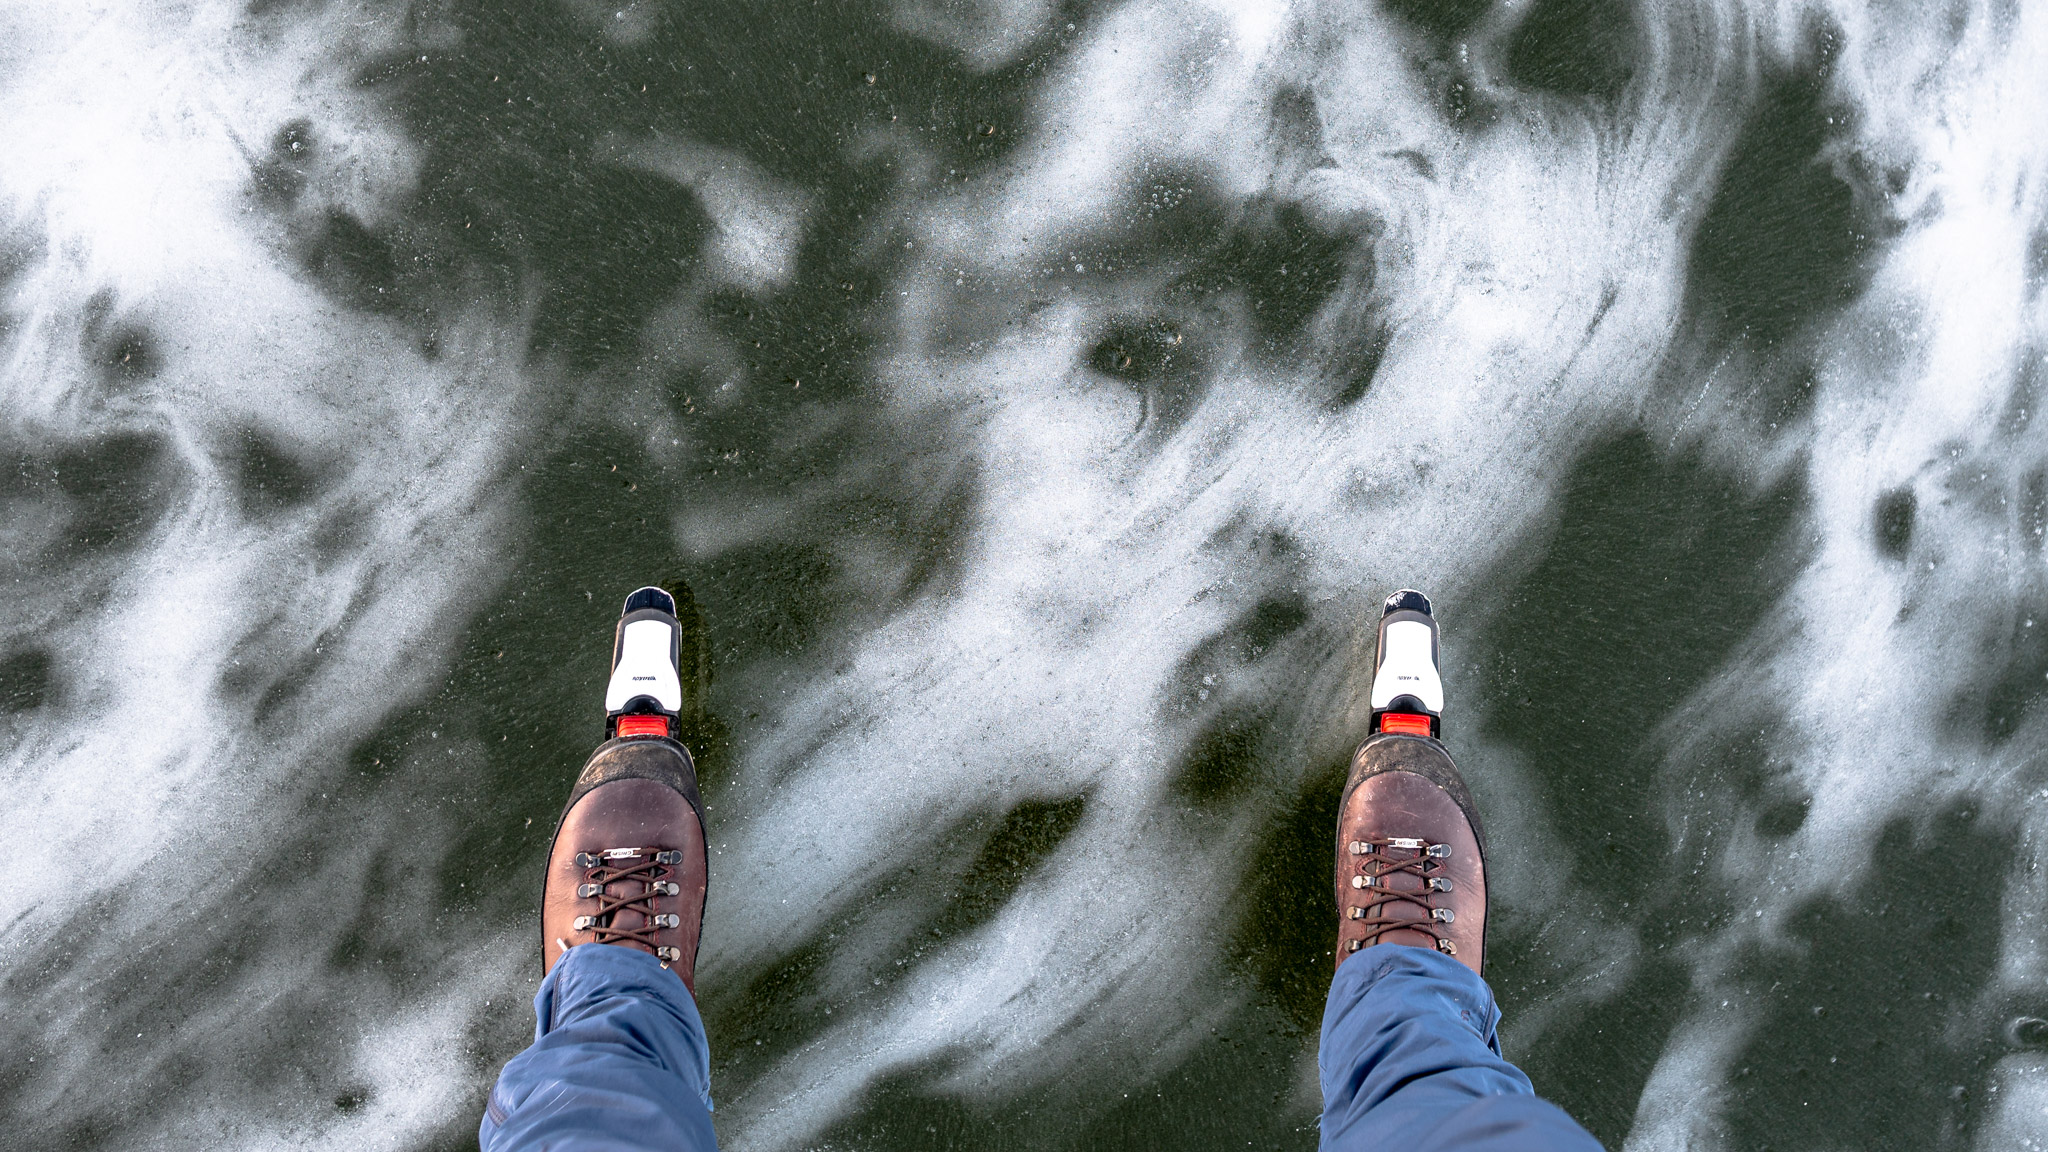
(3, 1, 2046, 1150)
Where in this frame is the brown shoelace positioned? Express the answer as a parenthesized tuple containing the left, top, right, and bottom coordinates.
(1344, 836, 1457, 956)
(572, 847, 685, 964)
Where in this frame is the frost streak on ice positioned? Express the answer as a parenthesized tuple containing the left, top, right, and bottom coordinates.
(1636, 2, 2048, 1148)
(711, 0, 2048, 1147)
(0, 3, 528, 1148)
(710, 0, 1739, 1144)
(623, 137, 814, 294)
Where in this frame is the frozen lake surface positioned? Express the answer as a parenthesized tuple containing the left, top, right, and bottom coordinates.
(3, 0, 2047, 1149)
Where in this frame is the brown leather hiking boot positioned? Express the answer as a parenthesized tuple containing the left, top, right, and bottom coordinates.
(1334, 735, 1488, 973)
(542, 586, 709, 991)
(1334, 590, 1488, 974)
(543, 737, 710, 990)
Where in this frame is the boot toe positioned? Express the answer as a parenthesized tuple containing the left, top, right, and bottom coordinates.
(543, 752, 708, 990)
(1335, 737, 1488, 973)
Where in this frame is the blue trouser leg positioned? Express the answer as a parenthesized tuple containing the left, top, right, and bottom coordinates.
(481, 943, 719, 1152)
(1320, 945, 1603, 1151)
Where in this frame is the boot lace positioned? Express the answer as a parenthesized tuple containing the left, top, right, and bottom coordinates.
(571, 847, 685, 965)
(1344, 836, 1457, 956)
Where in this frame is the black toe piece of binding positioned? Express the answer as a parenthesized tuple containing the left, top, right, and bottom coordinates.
(1382, 589, 1432, 618)
(622, 586, 677, 617)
